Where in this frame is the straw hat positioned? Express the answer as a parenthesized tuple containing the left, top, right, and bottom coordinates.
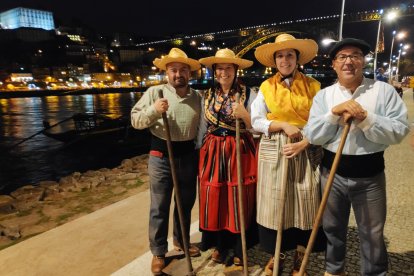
(254, 33, 318, 67)
(199, 48, 253, 69)
(153, 48, 200, 71)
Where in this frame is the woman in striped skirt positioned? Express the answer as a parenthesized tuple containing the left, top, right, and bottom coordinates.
(251, 34, 326, 275)
(198, 49, 257, 266)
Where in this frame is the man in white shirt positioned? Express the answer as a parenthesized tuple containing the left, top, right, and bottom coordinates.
(304, 38, 409, 276)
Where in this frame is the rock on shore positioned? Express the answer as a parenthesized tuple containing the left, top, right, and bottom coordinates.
(0, 154, 149, 250)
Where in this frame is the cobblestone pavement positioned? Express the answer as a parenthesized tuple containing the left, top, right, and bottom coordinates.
(182, 89, 414, 276)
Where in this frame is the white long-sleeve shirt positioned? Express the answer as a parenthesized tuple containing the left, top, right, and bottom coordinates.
(303, 78, 409, 155)
(250, 91, 272, 136)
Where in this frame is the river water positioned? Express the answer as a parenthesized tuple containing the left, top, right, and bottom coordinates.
(0, 92, 146, 194)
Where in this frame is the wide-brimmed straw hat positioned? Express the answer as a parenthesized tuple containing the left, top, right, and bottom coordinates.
(199, 48, 253, 69)
(153, 48, 200, 71)
(254, 33, 318, 67)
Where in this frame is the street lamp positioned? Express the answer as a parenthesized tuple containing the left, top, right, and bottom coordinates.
(339, 0, 345, 40)
(388, 31, 406, 83)
(373, 10, 384, 79)
(388, 31, 396, 82)
(322, 38, 337, 46)
(374, 10, 398, 80)
(396, 44, 410, 82)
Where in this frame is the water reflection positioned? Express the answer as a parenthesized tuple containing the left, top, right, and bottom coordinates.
(0, 92, 144, 194)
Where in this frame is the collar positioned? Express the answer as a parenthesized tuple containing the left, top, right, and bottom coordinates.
(165, 83, 192, 98)
(276, 70, 297, 83)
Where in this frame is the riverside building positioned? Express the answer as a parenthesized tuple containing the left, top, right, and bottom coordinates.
(0, 7, 55, 30)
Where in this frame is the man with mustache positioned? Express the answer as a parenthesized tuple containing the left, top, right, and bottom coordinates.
(131, 48, 202, 275)
(304, 38, 409, 276)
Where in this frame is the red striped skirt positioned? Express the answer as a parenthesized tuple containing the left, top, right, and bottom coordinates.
(199, 133, 257, 233)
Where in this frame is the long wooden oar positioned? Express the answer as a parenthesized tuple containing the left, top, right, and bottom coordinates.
(7, 116, 74, 151)
(298, 120, 352, 276)
(235, 92, 248, 276)
(158, 90, 195, 276)
(273, 137, 291, 276)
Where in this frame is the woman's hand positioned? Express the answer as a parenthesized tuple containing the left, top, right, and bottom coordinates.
(282, 123, 302, 139)
(231, 102, 248, 119)
(232, 102, 252, 129)
(282, 139, 309, 158)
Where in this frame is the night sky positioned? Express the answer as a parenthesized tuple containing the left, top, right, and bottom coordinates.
(0, 0, 411, 37)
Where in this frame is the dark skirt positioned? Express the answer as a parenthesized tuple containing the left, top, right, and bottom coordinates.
(200, 221, 259, 259)
(258, 224, 326, 254)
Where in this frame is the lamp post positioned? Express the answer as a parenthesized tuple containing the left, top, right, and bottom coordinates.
(339, 0, 346, 40)
(373, 10, 383, 79)
(388, 31, 406, 83)
(396, 44, 409, 82)
(388, 31, 396, 83)
(374, 10, 397, 80)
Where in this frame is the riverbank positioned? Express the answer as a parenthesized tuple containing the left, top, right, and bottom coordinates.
(0, 83, 213, 99)
(0, 154, 149, 250)
(0, 87, 146, 99)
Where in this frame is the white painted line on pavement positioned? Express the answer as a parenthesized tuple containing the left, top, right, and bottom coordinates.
(112, 220, 200, 276)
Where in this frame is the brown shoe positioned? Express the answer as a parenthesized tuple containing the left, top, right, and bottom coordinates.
(211, 249, 222, 263)
(291, 247, 307, 276)
(264, 253, 285, 276)
(151, 255, 165, 276)
(173, 240, 201, 257)
(233, 256, 243, 266)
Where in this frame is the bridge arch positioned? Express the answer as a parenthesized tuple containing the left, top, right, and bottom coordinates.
(234, 30, 306, 58)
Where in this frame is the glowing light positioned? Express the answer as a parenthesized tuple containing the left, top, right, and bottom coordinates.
(322, 38, 337, 46)
(385, 11, 398, 21)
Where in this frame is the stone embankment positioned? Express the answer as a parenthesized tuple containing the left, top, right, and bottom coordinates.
(0, 154, 149, 249)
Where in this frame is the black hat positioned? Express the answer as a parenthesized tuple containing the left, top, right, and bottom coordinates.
(329, 38, 371, 59)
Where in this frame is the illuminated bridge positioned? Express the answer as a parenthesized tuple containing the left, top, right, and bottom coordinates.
(137, 6, 414, 59)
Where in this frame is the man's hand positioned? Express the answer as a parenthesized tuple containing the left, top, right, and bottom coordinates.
(154, 98, 169, 114)
(332, 100, 367, 122)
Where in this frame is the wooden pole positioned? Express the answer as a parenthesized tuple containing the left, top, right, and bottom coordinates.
(235, 92, 248, 276)
(273, 137, 291, 276)
(158, 89, 194, 276)
(298, 121, 352, 276)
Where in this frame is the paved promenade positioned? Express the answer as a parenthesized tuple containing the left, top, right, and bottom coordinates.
(0, 89, 413, 276)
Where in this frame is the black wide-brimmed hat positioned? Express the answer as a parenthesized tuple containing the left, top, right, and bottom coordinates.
(329, 38, 371, 59)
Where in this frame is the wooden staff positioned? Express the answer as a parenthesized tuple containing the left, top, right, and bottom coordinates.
(158, 90, 194, 276)
(235, 92, 248, 276)
(273, 137, 291, 276)
(298, 121, 352, 276)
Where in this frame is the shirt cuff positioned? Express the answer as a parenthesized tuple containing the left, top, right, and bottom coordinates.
(357, 112, 375, 131)
(146, 105, 161, 120)
(262, 120, 272, 137)
(325, 112, 340, 124)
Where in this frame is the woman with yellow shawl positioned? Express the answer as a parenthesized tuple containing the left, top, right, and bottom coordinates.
(251, 33, 326, 275)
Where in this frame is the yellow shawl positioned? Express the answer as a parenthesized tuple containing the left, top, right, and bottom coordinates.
(260, 72, 320, 128)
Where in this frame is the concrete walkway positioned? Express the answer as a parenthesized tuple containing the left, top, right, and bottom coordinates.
(0, 89, 413, 276)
